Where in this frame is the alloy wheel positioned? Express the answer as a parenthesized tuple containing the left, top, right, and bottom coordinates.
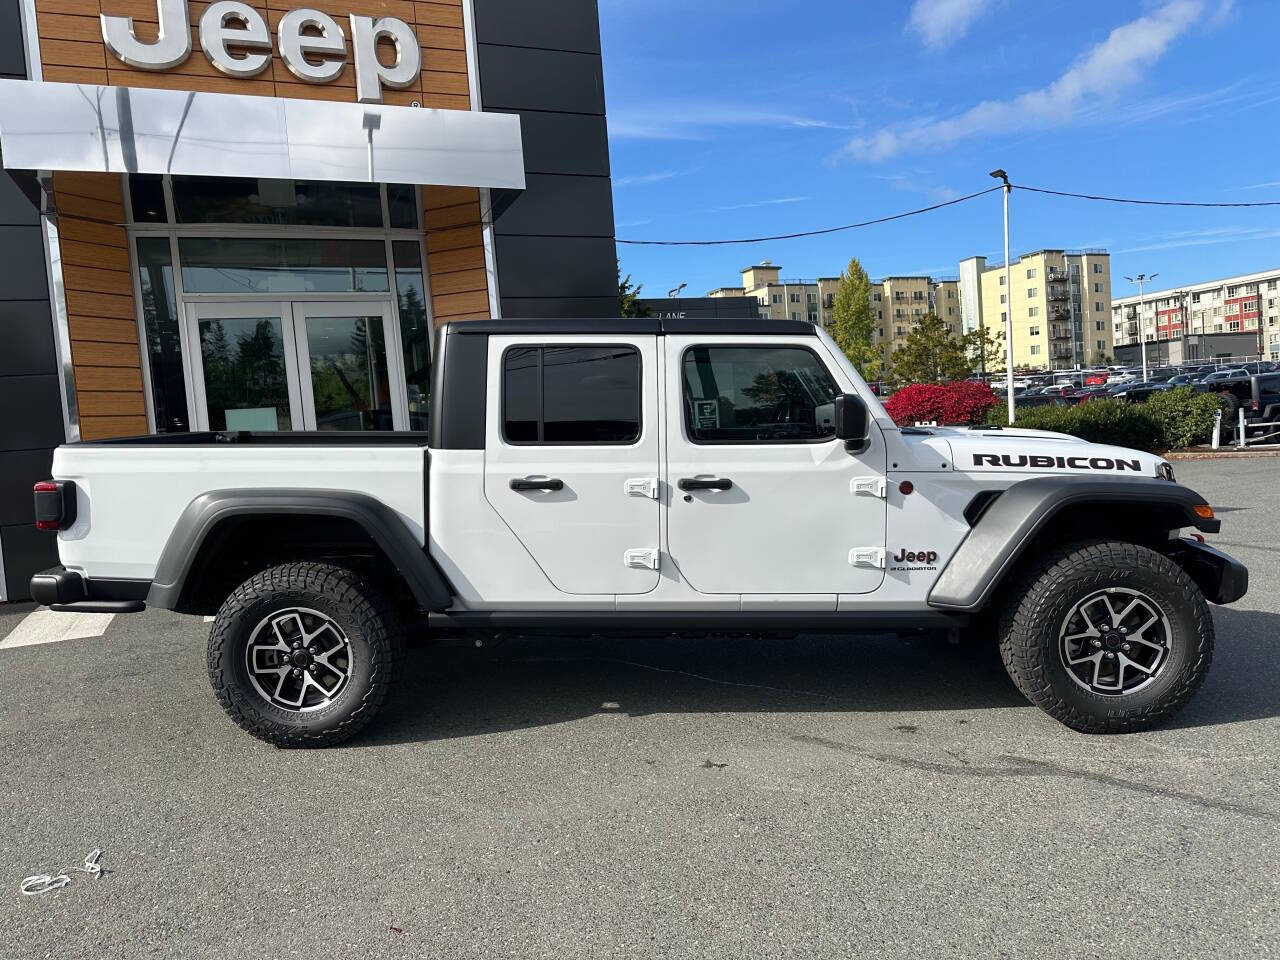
(1058, 588, 1172, 696)
(244, 607, 353, 712)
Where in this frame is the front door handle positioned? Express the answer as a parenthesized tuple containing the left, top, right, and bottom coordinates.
(510, 477, 564, 492)
(678, 477, 733, 491)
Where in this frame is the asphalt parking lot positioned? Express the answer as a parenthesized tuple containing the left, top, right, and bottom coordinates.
(1, 459, 1277, 959)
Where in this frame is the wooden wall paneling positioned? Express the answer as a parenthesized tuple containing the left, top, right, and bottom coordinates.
(80, 415, 149, 440)
(50, 171, 146, 442)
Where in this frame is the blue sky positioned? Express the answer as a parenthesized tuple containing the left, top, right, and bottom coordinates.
(599, 0, 1280, 300)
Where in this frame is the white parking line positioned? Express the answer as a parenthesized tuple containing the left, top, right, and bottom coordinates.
(0, 611, 115, 650)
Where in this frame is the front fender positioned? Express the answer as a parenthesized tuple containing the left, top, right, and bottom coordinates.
(928, 476, 1220, 612)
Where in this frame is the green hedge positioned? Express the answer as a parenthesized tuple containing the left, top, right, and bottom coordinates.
(1144, 388, 1227, 449)
(990, 389, 1226, 452)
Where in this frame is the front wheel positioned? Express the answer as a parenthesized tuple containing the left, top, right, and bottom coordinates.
(998, 540, 1213, 734)
(207, 562, 404, 747)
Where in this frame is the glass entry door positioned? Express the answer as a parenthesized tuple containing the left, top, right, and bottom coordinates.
(185, 301, 406, 432)
(293, 303, 404, 432)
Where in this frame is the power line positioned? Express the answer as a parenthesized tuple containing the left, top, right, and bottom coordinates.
(613, 180, 1280, 248)
(1014, 184, 1280, 208)
(615, 185, 1004, 247)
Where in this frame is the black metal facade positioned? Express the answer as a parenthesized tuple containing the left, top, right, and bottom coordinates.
(474, 0, 619, 318)
(0, 0, 62, 601)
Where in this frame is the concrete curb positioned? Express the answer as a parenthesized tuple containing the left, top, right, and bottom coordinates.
(1167, 449, 1280, 460)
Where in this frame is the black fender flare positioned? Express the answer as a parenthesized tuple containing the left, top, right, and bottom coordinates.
(928, 477, 1220, 612)
(146, 489, 453, 612)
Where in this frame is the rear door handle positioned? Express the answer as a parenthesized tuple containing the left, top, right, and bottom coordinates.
(678, 477, 733, 491)
(510, 477, 564, 492)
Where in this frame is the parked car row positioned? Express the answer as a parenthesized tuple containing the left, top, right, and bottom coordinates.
(1006, 360, 1280, 411)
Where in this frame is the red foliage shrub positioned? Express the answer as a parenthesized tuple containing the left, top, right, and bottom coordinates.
(883, 381, 999, 426)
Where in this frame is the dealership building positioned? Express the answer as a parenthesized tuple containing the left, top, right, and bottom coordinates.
(0, 0, 618, 600)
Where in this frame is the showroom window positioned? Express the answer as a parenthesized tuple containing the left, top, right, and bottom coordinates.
(125, 175, 431, 434)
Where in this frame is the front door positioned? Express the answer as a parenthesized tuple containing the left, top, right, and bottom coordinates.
(482, 335, 661, 595)
(186, 301, 405, 431)
(663, 336, 888, 596)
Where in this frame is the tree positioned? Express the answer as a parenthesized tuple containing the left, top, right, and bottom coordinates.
(890, 313, 973, 385)
(964, 323, 1004, 375)
(829, 257, 879, 381)
(618, 261, 652, 318)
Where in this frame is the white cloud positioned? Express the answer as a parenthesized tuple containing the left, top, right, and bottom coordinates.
(613, 171, 682, 188)
(843, 0, 1215, 162)
(610, 101, 852, 141)
(875, 174, 960, 202)
(1116, 225, 1280, 254)
(906, 0, 995, 49)
(704, 197, 809, 214)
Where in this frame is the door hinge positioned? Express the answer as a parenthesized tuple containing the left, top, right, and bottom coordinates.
(624, 477, 659, 499)
(624, 548, 660, 570)
(850, 476, 887, 498)
(848, 547, 886, 569)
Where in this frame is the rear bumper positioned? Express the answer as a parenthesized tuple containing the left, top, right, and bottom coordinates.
(29, 567, 149, 613)
(1170, 539, 1249, 606)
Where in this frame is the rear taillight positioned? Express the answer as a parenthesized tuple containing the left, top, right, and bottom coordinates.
(1251, 400, 1259, 411)
(33, 480, 77, 531)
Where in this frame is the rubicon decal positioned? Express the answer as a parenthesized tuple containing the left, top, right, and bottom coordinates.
(972, 454, 1144, 472)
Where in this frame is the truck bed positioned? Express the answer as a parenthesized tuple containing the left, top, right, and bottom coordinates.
(52, 434, 429, 581)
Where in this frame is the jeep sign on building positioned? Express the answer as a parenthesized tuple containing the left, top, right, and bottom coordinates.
(0, 0, 618, 600)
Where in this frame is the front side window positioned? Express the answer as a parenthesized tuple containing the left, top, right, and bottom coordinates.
(503, 346, 641, 444)
(681, 345, 840, 444)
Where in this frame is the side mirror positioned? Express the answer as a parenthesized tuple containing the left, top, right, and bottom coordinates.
(833, 394, 870, 453)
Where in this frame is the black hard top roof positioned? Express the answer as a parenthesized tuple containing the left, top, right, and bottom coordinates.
(440, 317, 819, 337)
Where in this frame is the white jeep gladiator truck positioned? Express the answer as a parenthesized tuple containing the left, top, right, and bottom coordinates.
(30, 317, 1247, 746)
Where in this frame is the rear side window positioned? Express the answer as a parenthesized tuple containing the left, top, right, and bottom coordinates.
(682, 345, 840, 444)
(502, 345, 641, 444)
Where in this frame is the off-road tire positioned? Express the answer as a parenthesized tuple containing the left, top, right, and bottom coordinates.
(208, 562, 404, 747)
(998, 540, 1213, 734)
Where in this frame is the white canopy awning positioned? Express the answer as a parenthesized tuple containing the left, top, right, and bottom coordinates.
(0, 79, 525, 189)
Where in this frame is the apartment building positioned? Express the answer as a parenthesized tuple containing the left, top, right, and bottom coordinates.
(1111, 267, 1280, 360)
(710, 262, 960, 374)
(875, 276, 960, 373)
(960, 250, 1112, 371)
(709, 262, 841, 327)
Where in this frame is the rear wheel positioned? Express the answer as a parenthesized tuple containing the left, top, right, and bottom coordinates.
(998, 540, 1213, 733)
(207, 562, 404, 747)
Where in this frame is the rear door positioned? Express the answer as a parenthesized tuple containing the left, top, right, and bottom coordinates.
(483, 335, 661, 595)
(663, 336, 888, 595)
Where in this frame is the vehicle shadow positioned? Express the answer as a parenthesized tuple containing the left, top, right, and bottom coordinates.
(359, 605, 1280, 746)
(362, 629, 1025, 747)
(1170, 605, 1280, 730)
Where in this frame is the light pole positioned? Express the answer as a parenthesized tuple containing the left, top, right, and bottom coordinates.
(668, 283, 687, 299)
(990, 169, 1014, 424)
(1124, 273, 1157, 382)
